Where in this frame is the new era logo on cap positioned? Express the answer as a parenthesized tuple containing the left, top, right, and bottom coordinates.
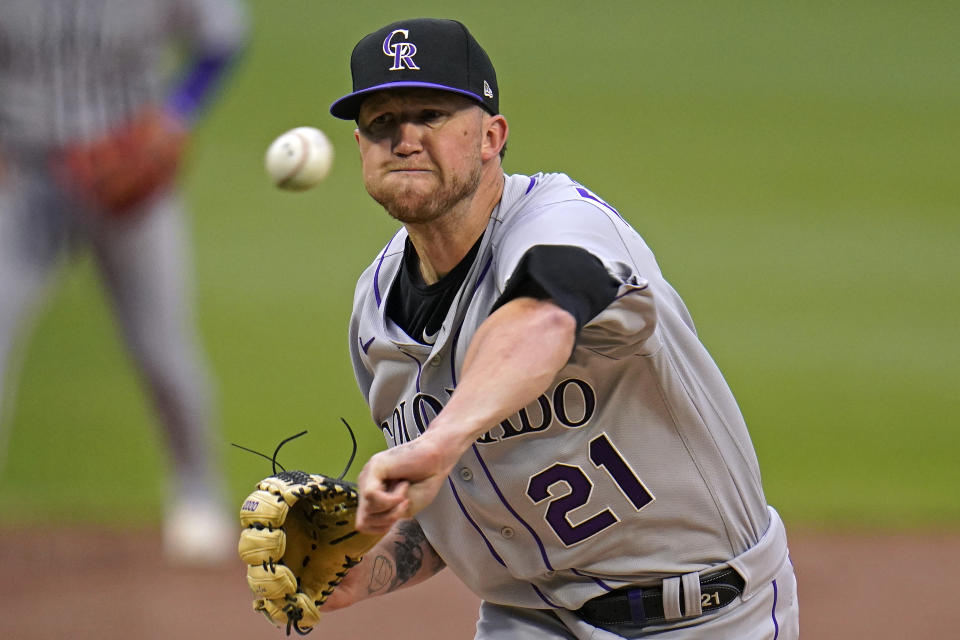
(330, 18, 499, 120)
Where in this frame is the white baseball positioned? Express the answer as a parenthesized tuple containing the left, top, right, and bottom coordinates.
(264, 126, 334, 190)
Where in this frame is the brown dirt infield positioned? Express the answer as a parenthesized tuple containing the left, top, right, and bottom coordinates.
(0, 526, 956, 639)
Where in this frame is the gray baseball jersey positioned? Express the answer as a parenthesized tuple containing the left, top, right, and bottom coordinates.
(349, 172, 792, 622)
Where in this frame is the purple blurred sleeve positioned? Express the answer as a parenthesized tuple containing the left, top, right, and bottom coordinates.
(165, 0, 249, 122)
(166, 51, 240, 121)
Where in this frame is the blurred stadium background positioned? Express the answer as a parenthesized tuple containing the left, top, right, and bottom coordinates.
(1, 0, 956, 535)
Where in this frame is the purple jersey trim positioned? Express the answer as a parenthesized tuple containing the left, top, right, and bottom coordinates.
(475, 256, 494, 293)
(446, 477, 506, 567)
(571, 568, 613, 591)
(166, 52, 236, 121)
(359, 335, 375, 354)
(574, 186, 623, 220)
(470, 444, 555, 572)
(525, 175, 538, 194)
(530, 583, 561, 608)
(771, 579, 780, 639)
(399, 349, 423, 393)
(373, 231, 402, 307)
(449, 475, 562, 610)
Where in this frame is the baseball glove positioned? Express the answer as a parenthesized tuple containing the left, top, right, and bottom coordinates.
(238, 471, 383, 635)
(52, 106, 187, 218)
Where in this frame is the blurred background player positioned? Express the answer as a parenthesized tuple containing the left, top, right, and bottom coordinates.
(0, 0, 248, 564)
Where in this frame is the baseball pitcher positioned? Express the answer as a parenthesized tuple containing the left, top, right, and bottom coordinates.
(237, 17, 799, 639)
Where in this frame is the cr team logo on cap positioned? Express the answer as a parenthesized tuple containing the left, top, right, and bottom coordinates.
(383, 29, 420, 71)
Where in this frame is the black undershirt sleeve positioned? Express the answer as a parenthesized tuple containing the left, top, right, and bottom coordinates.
(492, 245, 621, 331)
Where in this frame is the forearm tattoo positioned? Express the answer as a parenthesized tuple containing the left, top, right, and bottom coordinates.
(365, 520, 445, 595)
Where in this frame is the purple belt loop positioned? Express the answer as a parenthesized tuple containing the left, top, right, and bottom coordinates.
(627, 588, 646, 624)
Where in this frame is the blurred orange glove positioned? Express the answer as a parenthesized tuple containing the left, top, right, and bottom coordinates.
(53, 106, 188, 218)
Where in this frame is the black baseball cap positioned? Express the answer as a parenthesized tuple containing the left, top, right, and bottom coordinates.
(330, 18, 498, 120)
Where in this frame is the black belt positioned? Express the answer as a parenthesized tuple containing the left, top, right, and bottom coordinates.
(575, 569, 745, 627)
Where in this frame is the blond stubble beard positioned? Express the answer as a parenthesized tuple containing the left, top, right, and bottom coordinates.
(366, 160, 483, 225)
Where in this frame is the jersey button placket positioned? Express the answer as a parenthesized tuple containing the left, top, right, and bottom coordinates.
(458, 467, 473, 481)
(500, 526, 515, 539)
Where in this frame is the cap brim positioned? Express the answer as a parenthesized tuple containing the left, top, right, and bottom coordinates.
(330, 81, 486, 120)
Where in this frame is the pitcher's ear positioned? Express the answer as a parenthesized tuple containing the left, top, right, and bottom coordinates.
(481, 114, 508, 162)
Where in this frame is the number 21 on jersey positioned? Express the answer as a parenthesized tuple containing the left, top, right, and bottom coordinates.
(526, 433, 654, 546)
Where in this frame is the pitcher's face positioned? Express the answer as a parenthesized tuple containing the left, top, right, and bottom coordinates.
(355, 89, 485, 224)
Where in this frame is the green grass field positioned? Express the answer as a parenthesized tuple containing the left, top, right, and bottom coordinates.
(1, 1, 957, 529)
